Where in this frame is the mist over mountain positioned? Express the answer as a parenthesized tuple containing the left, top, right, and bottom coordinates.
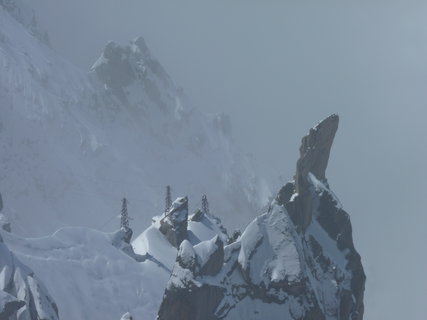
(0, 1, 268, 238)
(1, 0, 425, 319)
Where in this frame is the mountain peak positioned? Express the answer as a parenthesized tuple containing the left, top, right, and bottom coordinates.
(296, 114, 339, 193)
(157, 116, 365, 320)
(287, 114, 340, 230)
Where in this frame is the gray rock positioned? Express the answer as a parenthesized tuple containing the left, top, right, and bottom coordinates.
(90, 36, 175, 110)
(293, 114, 339, 231)
(156, 115, 365, 320)
(0, 291, 25, 319)
(159, 197, 189, 248)
(190, 209, 204, 222)
(157, 284, 224, 320)
(197, 236, 224, 276)
(0, 233, 59, 320)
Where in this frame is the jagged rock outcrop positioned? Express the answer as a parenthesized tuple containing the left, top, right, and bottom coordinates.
(0, 233, 59, 320)
(292, 114, 339, 231)
(157, 238, 226, 320)
(0, 291, 25, 319)
(90, 36, 178, 110)
(132, 196, 229, 273)
(156, 115, 365, 320)
(159, 197, 189, 248)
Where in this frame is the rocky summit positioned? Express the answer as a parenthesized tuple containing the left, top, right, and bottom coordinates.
(157, 115, 366, 320)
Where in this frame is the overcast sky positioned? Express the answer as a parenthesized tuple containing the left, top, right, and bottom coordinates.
(29, 0, 427, 318)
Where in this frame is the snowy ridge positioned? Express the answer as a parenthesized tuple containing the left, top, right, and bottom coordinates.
(0, 197, 230, 320)
(157, 115, 365, 320)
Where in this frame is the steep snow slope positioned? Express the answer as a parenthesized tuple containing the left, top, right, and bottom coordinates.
(0, 232, 59, 320)
(157, 115, 365, 320)
(1, 197, 230, 320)
(2, 227, 166, 320)
(0, 4, 267, 237)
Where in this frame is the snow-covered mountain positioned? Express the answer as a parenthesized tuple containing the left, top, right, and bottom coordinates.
(0, 113, 365, 320)
(1, 195, 231, 320)
(0, 2, 268, 237)
(0, 2, 365, 320)
(157, 115, 366, 320)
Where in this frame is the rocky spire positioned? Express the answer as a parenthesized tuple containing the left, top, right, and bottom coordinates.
(287, 114, 339, 231)
(156, 115, 365, 320)
(295, 114, 339, 193)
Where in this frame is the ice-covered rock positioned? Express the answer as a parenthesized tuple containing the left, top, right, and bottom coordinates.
(157, 115, 366, 320)
(0, 233, 59, 320)
(0, 194, 231, 320)
(132, 196, 229, 272)
(159, 197, 189, 248)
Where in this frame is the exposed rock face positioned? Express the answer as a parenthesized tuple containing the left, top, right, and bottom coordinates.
(0, 233, 59, 320)
(293, 114, 339, 231)
(0, 291, 25, 319)
(194, 236, 224, 276)
(296, 114, 339, 189)
(0, 214, 11, 232)
(190, 209, 204, 222)
(157, 238, 226, 320)
(159, 197, 189, 248)
(157, 115, 365, 320)
(91, 36, 177, 109)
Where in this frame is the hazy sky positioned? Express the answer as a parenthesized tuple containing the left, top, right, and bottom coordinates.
(30, 1, 427, 318)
